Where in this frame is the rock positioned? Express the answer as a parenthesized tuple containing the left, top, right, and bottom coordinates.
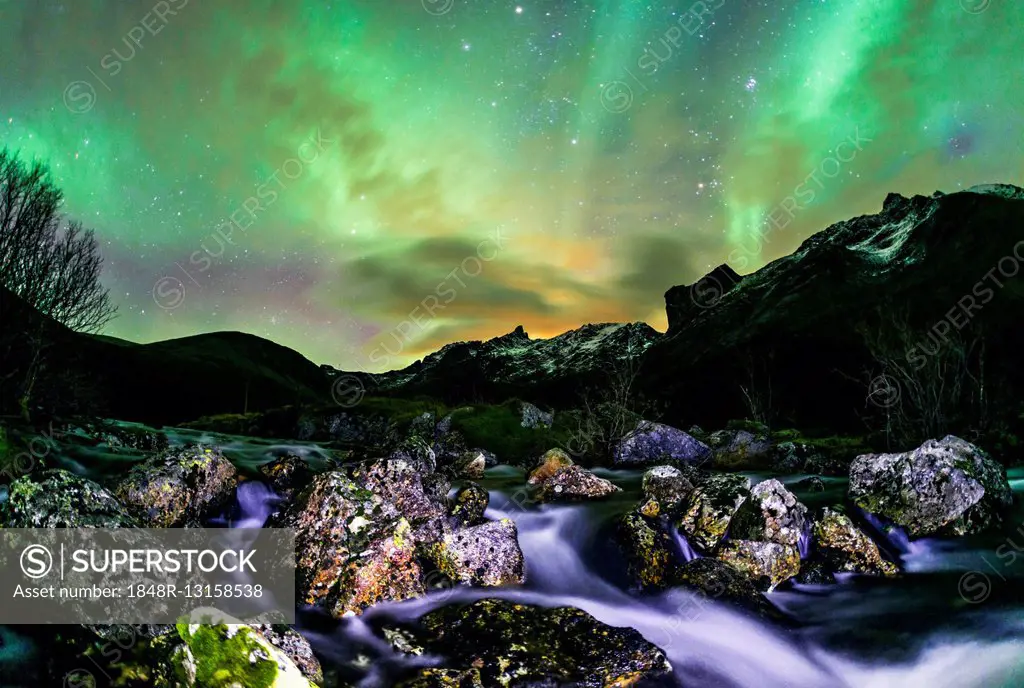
(708, 426, 772, 469)
(271, 471, 424, 617)
(641, 465, 694, 513)
(351, 442, 450, 543)
(615, 511, 676, 590)
(519, 401, 554, 429)
(114, 445, 237, 527)
(795, 476, 826, 493)
(259, 454, 316, 501)
(613, 421, 712, 467)
(769, 442, 805, 472)
(812, 507, 898, 577)
(526, 448, 573, 485)
(676, 473, 751, 552)
(174, 613, 317, 687)
(473, 448, 499, 467)
(715, 540, 801, 591)
(251, 624, 324, 686)
(398, 669, 484, 687)
(728, 478, 808, 547)
(639, 497, 660, 517)
(1, 469, 138, 528)
(672, 558, 779, 620)
(91, 423, 169, 453)
(796, 559, 836, 585)
(425, 519, 526, 586)
(849, 435, 1013, 537)
(404, 599, 671, 687)
(535, 465, 621, 502)
(449, 451, 487, 479)
(449, 482, 489, 527)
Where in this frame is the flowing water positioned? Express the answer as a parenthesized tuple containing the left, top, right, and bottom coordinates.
(6, 427, 1024, 687)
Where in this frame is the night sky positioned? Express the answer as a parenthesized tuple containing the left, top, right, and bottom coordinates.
(1, 0, 1020, 371)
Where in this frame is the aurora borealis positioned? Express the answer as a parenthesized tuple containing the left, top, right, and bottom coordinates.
(0, 0, 1021, 371)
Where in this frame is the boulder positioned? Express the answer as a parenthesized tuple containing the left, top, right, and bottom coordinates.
(849, 436, 1013, 536)
(715, 540, 801, 591)
(519, 401, 554, 429)
(795, 559, 836, 585)
(535, 465, 621, 502)
(812, 507, 898, 577)
(676, 473, 751, 552)
(351, 442, 450, 544)
(641, 465, 694, 514)
(527, 448, 573, 485)
(114, 445, 237, 527)
(449, 482, 489, 527)
(795, 476, 826, 493)
(449, 451, 487, 479)
(424, 519, 525, 586)
(708, 426, 772, 469)
(615, 511, 676, 590)
(728, 479, 808, 547)
(259, 454, 316, 502)
(174, 614, 317, 687)
(271, 472, 424, 617)
(1, 469, 138, 528)
(613, 421, 711, 467)
(399, 669, 484, 687)
(400, 599, 671, 687)
(672, 558, 779, 620)
(250, 624, 324, 686)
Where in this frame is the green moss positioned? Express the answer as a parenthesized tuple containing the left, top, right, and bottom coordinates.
(448, 400, 574, 465)
(176, 622, 279, 688)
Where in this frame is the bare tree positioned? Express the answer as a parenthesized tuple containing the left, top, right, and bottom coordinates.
(856, 303, 987, 447)
(0, 148, 116, 417)
(566, 334, 662, 461)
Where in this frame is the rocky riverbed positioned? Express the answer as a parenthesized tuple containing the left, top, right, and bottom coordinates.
(1, 417, 1023, 687)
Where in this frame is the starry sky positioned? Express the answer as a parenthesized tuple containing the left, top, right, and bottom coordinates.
(1, 0, 1021, 371)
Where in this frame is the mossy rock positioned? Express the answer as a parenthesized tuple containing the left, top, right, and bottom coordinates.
(396, 598, 671, 687)
(614, 511, 676, 590)
(1, 469, 138, 528)
(176, 616, 316, 687)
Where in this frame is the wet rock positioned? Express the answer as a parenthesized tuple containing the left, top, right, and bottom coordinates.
(613, 421, 712, 467)
(251, 624, 324, 686)
(520, 401, 554, 429)
(114, 445, 237, 527)
(728, 478, 808, 547)
(641, 465, 694, 514)
(708, 426, 772, 469)
(796, 559, 836, 585)
(615, 511, 676, 590)
(474, 448, 499, 468)
(795, 476, 826, 493)
(449, 451, 487, 480)
(92, 423, 169, 454)
(672, 558, 779, 620)
(1, 469, 138, 528)
(526, 448, 573, 485)
(715, 540, 801, 591)
(259, 454, 316, 502)
(399, 668, 484, 687)
(449, 482, 489, 527)
(406, 598, 672, 687)
(812, 507, 898, 577)
(271, 472, 424, 616)
(174, 612, 317, 687)
(849, 435, 1013, 537)
(535, 465, 621, 502)
(352, 441, 450, 544)
(639, 497, 660, 518)
(676, 473, 751, 552)
(424, 518, 525, 586)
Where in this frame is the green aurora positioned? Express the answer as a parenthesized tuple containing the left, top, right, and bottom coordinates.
(0, 0, 1020, 370)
